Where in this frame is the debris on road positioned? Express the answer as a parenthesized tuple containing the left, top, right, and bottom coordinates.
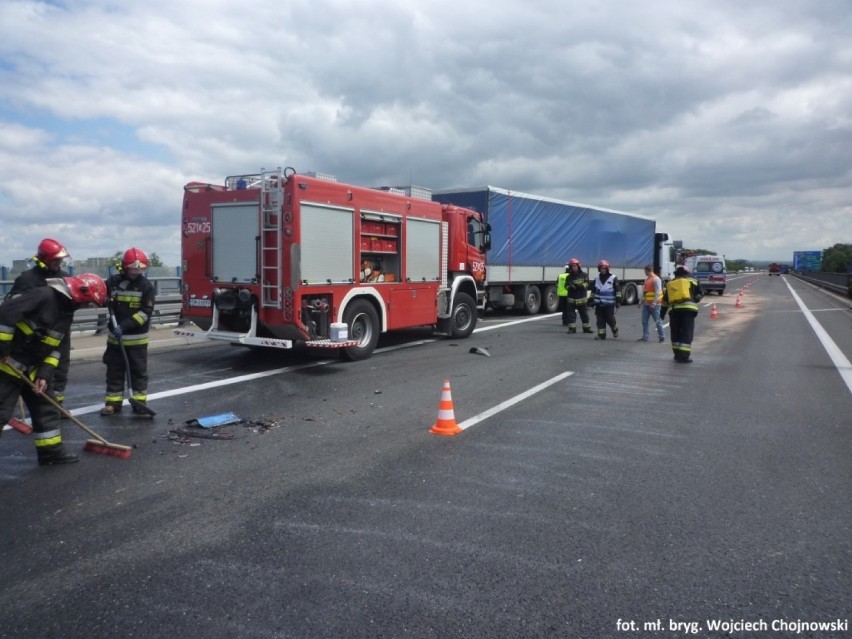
(185, 412, 242, 429)
(168, 429, 236, 441)
(165, 414, 284, 446)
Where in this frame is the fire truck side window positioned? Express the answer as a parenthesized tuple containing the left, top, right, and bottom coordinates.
(468, 216, 487, 250)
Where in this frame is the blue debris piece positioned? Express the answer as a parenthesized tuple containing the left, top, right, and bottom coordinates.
(187, 412, 242, 429)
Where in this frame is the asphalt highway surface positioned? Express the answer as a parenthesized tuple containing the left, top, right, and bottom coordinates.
(1, 274, 850, 638)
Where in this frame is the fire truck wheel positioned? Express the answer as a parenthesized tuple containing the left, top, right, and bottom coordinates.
(450, 292, 477, 339)
(341, 300, 379, 361)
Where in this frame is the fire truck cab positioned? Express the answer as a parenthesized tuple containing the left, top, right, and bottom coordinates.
(177, 168, 489, 360)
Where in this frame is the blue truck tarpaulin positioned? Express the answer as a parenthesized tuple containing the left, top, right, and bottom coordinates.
(433, 186, 654, 268)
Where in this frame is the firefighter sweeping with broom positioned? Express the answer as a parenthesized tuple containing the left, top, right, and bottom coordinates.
(5, 238, 74, 408)
(100, 248, 156, 416)
(0, 273, 107, 466)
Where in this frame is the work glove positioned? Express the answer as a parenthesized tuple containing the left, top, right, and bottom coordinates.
(114, 319, 134, 338)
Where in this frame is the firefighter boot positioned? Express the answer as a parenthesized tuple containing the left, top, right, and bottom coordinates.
(131, 400, 150, 415)
(100, 403, 123, 416)
(583, 326, 594, 334)
(612, 326, 619, 339)
(37, 444, 79, 466)
(567, 326, 576, 334)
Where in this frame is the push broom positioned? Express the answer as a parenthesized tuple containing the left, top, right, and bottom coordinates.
(7, 397, 33, 435)
(13, 371, 132, 459)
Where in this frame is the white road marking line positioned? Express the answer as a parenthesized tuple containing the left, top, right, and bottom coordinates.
(786, 279, 852, 395)
(457, 371, 575, 431)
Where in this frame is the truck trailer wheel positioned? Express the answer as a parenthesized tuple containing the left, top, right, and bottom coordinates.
(622, 282, 639, 305)
(450, 292, 477, 339)
(522, 285, 542, 315)
(540, 284, 559, 313)
(341, 300, 379, 361)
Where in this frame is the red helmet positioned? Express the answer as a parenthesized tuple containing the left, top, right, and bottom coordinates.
(64, 273, 107, 306)
(37, 238, 70, 262)
(597, 259, 610, 270)
(122, 247, 149, 270)
(568, 258, 581, 267)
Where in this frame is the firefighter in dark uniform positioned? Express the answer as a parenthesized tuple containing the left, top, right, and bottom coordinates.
(590, 259, 621, 340)
(660, 265, 704, 363)
(101, 248, 156, 415)
(5, 238, 73, 407)
(564, 258, 592, 334)
(0, 274, 107, 465)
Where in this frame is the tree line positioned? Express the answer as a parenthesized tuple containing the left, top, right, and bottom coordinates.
(820, 243, 852, 273)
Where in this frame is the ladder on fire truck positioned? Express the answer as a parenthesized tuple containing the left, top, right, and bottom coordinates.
(259, 168, 283, 309)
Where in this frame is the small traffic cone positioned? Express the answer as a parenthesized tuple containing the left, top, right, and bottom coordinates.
(429, 379, 461, 436)
(710, 303, 719, 319)
(735, 295, 742, 308)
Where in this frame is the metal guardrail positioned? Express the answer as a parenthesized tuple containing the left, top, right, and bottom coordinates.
(71, 297, 184, 334)
(791, 272, 852, 299)
(1, 277, 185, 334)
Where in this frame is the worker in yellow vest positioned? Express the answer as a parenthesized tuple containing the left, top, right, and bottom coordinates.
(638, 264, 665, 343)
(660, 265, 703, 363)
(556, 264, 570, 325)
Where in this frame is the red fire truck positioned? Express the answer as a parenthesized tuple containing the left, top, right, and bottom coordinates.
(176, 168, 490, 360)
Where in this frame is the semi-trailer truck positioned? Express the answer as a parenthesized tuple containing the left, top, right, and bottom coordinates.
(432, 186, 677, 313)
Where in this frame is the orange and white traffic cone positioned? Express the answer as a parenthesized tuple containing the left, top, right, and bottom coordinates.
(429, 379, 461, 436)
(735, 295, 742, 308)
(710, 303, 719, 319)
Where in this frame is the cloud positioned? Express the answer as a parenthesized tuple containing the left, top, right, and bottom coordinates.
(1, 0, 851, 267)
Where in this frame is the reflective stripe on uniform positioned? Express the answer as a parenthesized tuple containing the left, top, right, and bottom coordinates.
(107, 333, 150, 346)
(34, 429, 62, 447)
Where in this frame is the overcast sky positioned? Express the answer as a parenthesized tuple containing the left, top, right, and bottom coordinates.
(1, 0, 850, 269)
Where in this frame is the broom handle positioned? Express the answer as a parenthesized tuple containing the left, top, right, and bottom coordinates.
(12, 369, 109, 444)
(109, 309, 135, 393)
